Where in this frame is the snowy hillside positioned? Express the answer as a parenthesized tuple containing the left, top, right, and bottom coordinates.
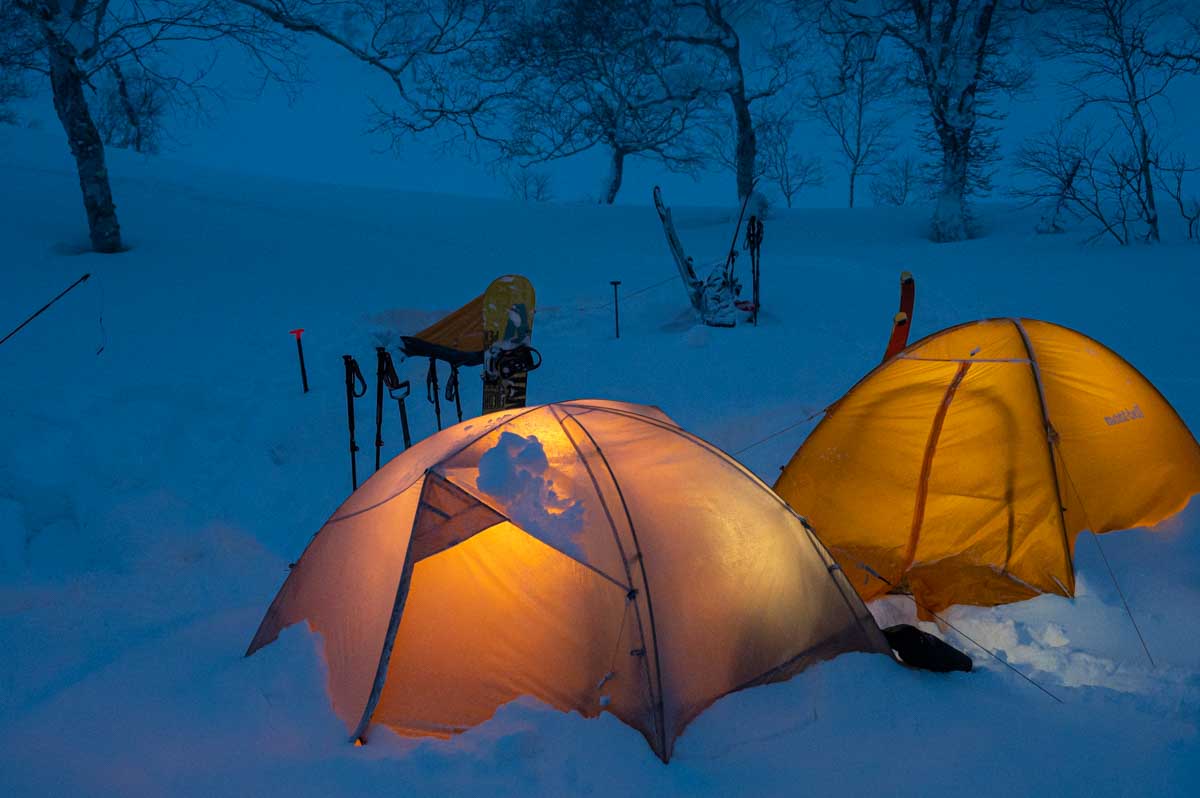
(2, 124, 1199, 796)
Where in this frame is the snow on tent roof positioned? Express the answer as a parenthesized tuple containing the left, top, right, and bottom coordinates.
(246, 399, 890, 762)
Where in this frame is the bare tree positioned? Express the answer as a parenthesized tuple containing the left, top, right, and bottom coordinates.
(808, 46, 900, 207)
(822, 0, 1029, 241)
(1159, 154, 1200, 241)
(871, 154, 919, 206)
(10, 0, 299, 252)
(501, 0, 712, 204)
(665, 0, 799, 201)
(758, 112, 824, 207)
(237, 1, 518, 149)
(94, 63, 172, 154)
(1042, 0, 1200, 242)
(0, 2, 37, 124)
(1014, 123, 1146, 244)
(505, 167, 554, 202)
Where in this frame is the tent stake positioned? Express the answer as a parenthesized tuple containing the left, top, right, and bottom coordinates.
(610, 280, 621, 339)
(290, 329, 309, 393)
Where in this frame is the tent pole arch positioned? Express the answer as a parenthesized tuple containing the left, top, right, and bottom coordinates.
(351, 532, 420, 743)
(1012, 319, 1076, 589)
(562, 410, 671, 763)
(903, 361, 972, 572)
(549, 407, 660, 736)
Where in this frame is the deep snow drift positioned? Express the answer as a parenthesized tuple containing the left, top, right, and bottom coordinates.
(1, 126, 1198, 796)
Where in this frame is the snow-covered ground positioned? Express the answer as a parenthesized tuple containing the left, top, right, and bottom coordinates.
(2, 125, 1198, 796)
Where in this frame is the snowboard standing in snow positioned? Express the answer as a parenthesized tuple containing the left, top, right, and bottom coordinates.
(481, 275, 538, 414)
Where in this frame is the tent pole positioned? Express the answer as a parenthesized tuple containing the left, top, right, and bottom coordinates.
(1013, 319, 1155, 668)
(1011, 320, 1076, 589)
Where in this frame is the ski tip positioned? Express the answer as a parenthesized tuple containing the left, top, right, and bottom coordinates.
(893, 312, 909, 326)
(900, 271, 913, 284)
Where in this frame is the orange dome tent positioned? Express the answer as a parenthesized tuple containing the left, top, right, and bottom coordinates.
(775, 318, 1200, 614)
(248, 400, 889, 762)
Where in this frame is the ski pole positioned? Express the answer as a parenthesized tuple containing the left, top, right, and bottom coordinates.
(343, 355, 367, 489)
(394, 380, 412, 449)
(723, 182, 757, 281)
(610, 280, 621, 339)
(375, 347, 413, 462)
(426, 358, 443, 431)
(290, 328, 309, 393)
(744, 216, 763, 326)
(1, 273, 91, 349)
(446, 364, 463, 423)
(374, 347, 387, 472)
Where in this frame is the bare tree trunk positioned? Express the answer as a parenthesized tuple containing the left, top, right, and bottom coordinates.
(932, 130, 970, 243)
(729, 87, 756, 202)
(111, 62, 145, 153)
(848, 168, 857, 209)
(601, 148, 625, 204)
(44, 29, 122, 253)
(1116, 22, 1160, 242)
(1127, 102, 1160, 242)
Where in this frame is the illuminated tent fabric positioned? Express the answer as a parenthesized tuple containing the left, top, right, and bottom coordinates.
(775, 318, 1200, 614)
(247, 399, 889, 762)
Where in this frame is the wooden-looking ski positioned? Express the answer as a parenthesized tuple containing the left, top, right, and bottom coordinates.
(883, 271, 915, 362)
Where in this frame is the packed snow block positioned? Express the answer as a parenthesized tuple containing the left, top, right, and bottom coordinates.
(883, 624, 973, 673)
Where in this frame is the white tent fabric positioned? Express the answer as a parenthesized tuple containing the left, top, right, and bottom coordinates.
(247, 400, 890, 762)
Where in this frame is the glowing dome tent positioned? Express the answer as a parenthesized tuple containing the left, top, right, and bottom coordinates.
(247, 400, 889, 762)
(775, 318, 1200, 614)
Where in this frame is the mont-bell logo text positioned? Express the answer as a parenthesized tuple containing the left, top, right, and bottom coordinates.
(1104, 404, 1145, 426)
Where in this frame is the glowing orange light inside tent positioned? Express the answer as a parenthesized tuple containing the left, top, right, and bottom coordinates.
(246, 400, 891, 762)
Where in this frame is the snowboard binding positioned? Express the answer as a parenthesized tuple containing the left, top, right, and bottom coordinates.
(488, 344, 542, 381)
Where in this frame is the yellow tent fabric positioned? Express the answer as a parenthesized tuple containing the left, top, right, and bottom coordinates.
(775, 318, 1200, 614)
(410, 293, 486, 354)
(247, 400, 889, 762)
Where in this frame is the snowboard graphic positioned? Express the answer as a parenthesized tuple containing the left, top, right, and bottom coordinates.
(481, 275, 537, 414)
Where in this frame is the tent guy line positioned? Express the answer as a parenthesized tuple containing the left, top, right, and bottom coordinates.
(848, 555, 1065, 705)
(1056, 448, 1157, 669)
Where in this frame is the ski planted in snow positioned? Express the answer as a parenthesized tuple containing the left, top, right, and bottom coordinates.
(653, 186, 742, 327)
(882, 271, 915, 363)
